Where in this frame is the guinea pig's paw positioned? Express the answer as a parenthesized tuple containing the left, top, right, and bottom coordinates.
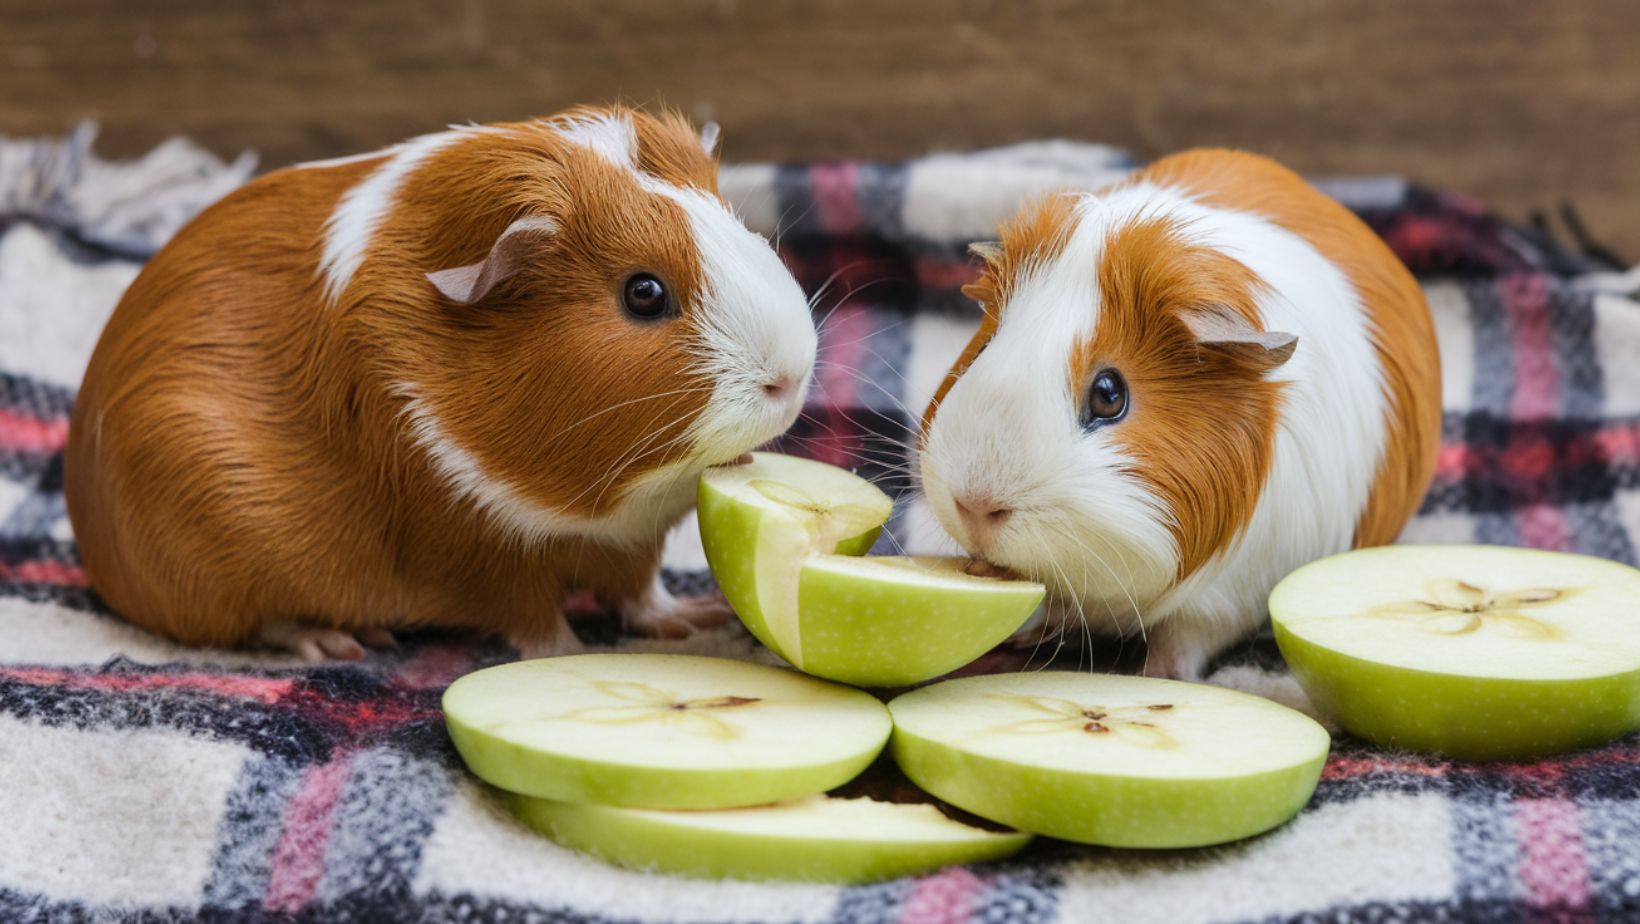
(1004, 599, 1073, 649)
(258, 621, 388, 662)
(515, 631, 588, 660)
(620, 587, 734, 640)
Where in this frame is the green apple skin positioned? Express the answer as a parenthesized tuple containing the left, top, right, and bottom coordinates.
(889, 728, 1325, 849)
(1275, 624, 1640, 762)
(505, 794, 1031, 884)
(796, 561, 1044, 688)
(445, 715, 886, 810)
(696, 476, 881, 661)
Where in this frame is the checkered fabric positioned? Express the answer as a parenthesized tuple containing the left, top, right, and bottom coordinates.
(3, 129, 1639, 923)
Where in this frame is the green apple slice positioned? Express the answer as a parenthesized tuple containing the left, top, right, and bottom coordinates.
(505, 792, 1031, 883)
(1270, 544, 1640, 761)
(794, 555, 1044, 687)
(699, 453, 892, 661)
(888, 672, 1330, 848)
(443, 654, 891, 809)
(699, 454, 1043, 685)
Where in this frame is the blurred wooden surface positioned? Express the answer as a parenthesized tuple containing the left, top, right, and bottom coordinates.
(4, 0, 1638, 256)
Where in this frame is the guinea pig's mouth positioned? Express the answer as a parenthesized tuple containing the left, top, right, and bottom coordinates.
(962, 557, 1026, 582)
(708, 453, 755, 469)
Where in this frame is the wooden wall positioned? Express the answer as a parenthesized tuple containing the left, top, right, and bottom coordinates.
(5, 0, 1637, 255)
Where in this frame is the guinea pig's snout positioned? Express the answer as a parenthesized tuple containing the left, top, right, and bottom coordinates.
(761, 372, 800, 402)
(953, 493, 1014, 553)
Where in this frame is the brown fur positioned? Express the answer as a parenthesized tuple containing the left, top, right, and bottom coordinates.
(1078, 216, 1283, 578)
(65, 105, 723, 650)
(1139, 150, 1442, 546)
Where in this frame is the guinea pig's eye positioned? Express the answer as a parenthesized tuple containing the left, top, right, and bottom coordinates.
(1081, 369, 1129, 429)
(622, 274, 671, 320)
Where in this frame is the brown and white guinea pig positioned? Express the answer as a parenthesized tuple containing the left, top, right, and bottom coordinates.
(64, 105, 815, 661)
(919, 149, 1442, 680)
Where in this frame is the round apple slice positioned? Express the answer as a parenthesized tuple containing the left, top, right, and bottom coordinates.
(1270, 544, 1640, 761)
(794, 555, 1044, 686)
(888, 672, 1330, 848)
(443, 654, 891, 809)
(699, 453, 892, 662)
(505, 793, 1031, 883)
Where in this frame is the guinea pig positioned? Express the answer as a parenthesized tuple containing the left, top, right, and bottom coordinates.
(64, 105, 816, 661)
(919, 149, 1441, 680)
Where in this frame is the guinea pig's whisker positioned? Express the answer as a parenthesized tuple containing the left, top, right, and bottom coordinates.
(815, 317, 910, 358)
(564, 401, 702, 514)
(552, 386, 715, 436)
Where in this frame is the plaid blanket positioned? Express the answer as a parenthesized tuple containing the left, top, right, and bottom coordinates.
(3, 127, 1639, 924)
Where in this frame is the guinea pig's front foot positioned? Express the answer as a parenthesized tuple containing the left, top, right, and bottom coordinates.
(619, 576, 733, 640)
(1138, 611, 1250, 681)
(259, 621, 398, 663)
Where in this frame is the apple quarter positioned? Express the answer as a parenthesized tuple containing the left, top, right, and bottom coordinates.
(888, 672, 1330, 848)
(699, 453, 1044, 686)
(1271, 544, 1640, 761)
(443, 654, 891, 809)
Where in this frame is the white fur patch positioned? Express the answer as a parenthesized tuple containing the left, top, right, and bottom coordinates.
(317, 130, 463, 305)
(393, 384, 702, 548)
(553, 111, 639, 171)
(664, 183, 816, 461)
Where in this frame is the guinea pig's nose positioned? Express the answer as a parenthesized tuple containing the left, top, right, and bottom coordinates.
(954, 495, 1013, 548)
(761, 373, 800, 401)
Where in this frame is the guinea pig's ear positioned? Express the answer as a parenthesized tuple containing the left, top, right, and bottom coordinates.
(1181, 306, 1297, 372)
(699, 122, 721, 157)
(425, 215, 558, 305)
(968, 241, 1004, 265)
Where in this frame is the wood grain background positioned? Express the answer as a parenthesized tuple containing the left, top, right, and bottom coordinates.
(5, 0, 1637, 255)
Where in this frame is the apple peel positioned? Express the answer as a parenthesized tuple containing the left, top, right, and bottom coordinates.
(505, 792, 1031, 883)
(443, 654, 891, 809)
(1271, 544, 1640, 761)
(888, 672, 1330, 848)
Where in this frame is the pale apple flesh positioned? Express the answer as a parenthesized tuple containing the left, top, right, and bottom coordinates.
(1270, 544, 1640, 761)
(505, 792, 1032, 884)
(888, 672, 1330, 848)
(443, 654, 891, 809)
(698, 453, 892, 662)
(698, 453, 1043, 685)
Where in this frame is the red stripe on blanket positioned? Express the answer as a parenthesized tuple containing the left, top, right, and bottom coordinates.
(264, 753, 356, 913)
(810, 162, 864, 236)
(1502, 273, 1571, 549)
(0, 560, 87, 586)
(915, 256, 980, 290)
(1595, 423, 1640, 468)
(392, 643, 476, 689)
(1321, 753, 1448, 780)
(0, 665, 293, 703)
(1515, 798, 1591, 913)
(0, 409, 68, 453)
(896, 866, 986, 924)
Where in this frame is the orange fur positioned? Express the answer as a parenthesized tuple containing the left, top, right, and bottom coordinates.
(1138, 150, 1442, 546)
(1079, 216, 1282, 578)
(65, 106, 724, 650)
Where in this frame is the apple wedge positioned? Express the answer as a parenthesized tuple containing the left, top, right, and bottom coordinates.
(1270, 544, 1640, 761)
(699, 453, 1045, 686)
(699, 452, 892, 658)
(794, 555, 1045, 686)
(505, 792, 1031, 883)
(443, 654, 891, 809)
(888, 672, 1330, 848)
